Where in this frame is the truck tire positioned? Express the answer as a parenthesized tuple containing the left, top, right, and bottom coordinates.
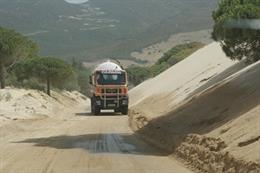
(93, 106, 100, 115)
(91, 104, 100, 115)
(91, 98, 100, 115)
(91, 98, 94, 113)
(121, 106, 128, 115)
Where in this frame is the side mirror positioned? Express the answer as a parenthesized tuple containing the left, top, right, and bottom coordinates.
(89, 75, 93, 85)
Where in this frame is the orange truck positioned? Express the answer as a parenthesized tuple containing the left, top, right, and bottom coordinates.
(89, 61, 129, 115)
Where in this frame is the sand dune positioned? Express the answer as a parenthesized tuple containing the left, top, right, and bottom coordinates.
(129, 42, 260, 172)
(0, 88, 88, 124)
(130, 42, 242, 119)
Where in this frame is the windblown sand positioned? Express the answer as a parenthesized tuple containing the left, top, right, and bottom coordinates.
(129, 42, 259, 172)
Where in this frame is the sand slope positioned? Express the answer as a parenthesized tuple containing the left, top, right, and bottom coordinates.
(129, 42, 260, 172)
(0, 88, 88, 124)
(130, 42, 243, 119)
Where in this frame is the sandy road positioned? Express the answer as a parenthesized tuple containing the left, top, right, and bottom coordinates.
(0, 107, 193, 173)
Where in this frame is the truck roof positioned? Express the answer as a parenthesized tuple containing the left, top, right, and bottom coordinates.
(94, 61, 124, 72)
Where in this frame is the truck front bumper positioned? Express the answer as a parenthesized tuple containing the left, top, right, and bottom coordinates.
(94, 95, 128, 109)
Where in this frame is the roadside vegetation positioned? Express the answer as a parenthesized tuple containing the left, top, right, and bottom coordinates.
(127, 42, 204, 86)
(0, 26, 38, 89)
(0, 26, 91, 96)
(2, 1, 258, 94)
(0, 26, 203, 93)
(212, 0, 260, 62)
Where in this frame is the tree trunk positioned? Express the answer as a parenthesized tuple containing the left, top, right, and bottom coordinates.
(0, 63, 6, 89)
(47, 77, 51, 96)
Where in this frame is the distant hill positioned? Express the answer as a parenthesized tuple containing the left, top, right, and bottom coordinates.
(0, 0, 218, 61)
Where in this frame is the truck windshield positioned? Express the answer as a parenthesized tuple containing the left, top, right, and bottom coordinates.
(96, 72, 126, 85)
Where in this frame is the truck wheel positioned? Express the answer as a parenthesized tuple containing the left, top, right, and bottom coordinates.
(121, 106, 128, 115)
(91, 98, 100, 115)
(92, 104, 100, 115)
(91, 99, 94, 114)
(91, 98, 95, 114)
(93, 106, 100, 115)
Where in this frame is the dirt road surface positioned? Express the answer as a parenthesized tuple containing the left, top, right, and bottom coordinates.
(0, 106, 193, 173)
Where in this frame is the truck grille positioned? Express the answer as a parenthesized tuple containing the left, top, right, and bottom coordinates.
(101, 88, 121, 94)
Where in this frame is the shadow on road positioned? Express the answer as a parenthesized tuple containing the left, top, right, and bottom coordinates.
(75, 112, 125, 117)
(14, 133, 167, 156)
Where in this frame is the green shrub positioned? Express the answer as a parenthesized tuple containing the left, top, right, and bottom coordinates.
(127, 66, 151, 86)
(22, 78, 45, 91)
(127, 42, 204, 86)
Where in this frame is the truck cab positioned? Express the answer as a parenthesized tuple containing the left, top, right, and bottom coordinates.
(89, 61, 129, 115)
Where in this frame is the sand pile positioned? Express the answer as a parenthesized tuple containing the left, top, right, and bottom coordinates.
(0, 88, 88, 123)
(129, 42, 260, 172)
(175, 134, 259, 173)
(130, 42, 244, 120)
